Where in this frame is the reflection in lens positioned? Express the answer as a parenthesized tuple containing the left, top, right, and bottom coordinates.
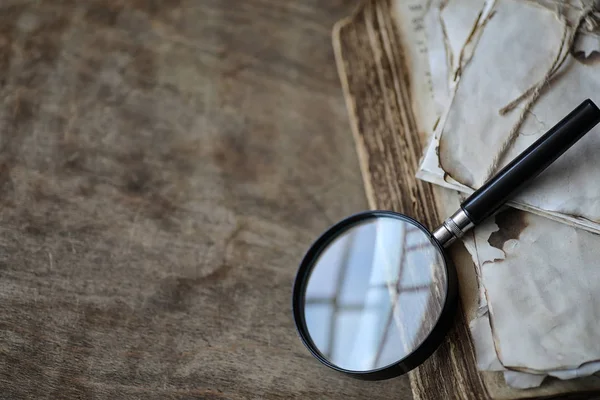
(303, 216, 447, 372)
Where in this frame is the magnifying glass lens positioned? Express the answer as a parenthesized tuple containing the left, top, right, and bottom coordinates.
(299, 214, 450, 375)
(294, 101, 600, 379)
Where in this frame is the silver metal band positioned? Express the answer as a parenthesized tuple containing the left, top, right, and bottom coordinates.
(443, 218, 463, 238)
(432, 209, 475, 248)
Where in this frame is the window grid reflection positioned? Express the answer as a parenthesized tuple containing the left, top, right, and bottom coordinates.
(304, 225, 434, 368)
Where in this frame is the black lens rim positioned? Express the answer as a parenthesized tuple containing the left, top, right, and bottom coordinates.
(292, 210, 458, 380)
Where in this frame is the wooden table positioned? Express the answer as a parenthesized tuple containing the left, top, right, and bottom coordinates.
(0, 1, 416, 399)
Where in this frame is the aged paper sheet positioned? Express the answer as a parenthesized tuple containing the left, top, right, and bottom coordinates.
(418, 0, 600, 388)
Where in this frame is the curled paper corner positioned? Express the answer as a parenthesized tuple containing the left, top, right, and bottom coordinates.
(503, 370, 547, 389)
(502, 359, 600, 388)
(500, 358, 600, 389)
(469, 312, 505, 372)
(416, 134, 476, 194)
(548, 359, 600, 380)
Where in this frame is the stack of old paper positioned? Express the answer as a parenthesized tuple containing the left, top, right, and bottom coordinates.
(396, 0, 600, 389)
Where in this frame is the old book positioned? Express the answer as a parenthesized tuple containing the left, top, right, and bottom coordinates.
(332, 0, 600, 398)
(421, 0, 600, 388)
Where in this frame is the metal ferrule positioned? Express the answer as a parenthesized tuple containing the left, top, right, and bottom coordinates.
(432, 209, 475, 248)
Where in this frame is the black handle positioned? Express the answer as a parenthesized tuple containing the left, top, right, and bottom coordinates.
(461, 99, 600, 225)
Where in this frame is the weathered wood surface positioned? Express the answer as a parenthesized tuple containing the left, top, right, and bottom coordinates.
(0, 1, 416, 399)
(333, 1, 600, 399)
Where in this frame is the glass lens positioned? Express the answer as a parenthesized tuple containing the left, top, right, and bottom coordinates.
(302, 215, 447, 372)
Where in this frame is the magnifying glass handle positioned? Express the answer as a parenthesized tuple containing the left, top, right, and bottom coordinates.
(434, 99, 600, 247)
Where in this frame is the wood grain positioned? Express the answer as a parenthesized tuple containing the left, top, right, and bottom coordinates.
(333, 2, 487, 399)
(0, 1, 416, 399)
(333, 1, 600, 399)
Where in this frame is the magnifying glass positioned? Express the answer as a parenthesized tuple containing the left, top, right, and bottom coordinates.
(292, 99, 600, 380)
